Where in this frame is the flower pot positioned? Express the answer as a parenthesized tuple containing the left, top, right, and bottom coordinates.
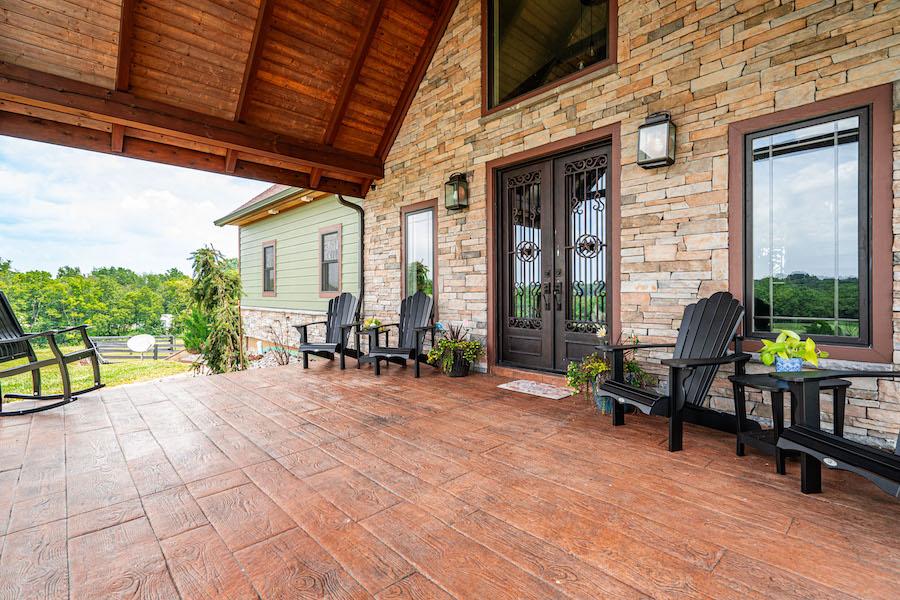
(447, 350, 470, 377)
(774, 356, 804, 372)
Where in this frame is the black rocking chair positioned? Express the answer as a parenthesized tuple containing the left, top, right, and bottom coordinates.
(365, 291, 435, 378)
(0, 291, 104, 416)
(294, 292, 360, 370)
(596, 291, 755, 451)
(775, 370, 900, 498)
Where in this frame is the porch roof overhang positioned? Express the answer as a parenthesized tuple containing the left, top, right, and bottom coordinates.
(0, 0, 459, 199)
(214, 184, 333, 227)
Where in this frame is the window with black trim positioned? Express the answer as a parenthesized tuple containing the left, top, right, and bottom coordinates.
(262, 242, 276, 295)
(487, 0, 613, 109)
(320, 229, 340, 294)
(744, 107, 870, 345)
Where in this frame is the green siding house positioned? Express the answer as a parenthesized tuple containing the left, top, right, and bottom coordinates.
(216, 185, 361, 349)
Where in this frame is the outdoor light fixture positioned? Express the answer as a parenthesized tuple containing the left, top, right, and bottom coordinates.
(444, 172, 469, 210)
(637, 112, 676, 168)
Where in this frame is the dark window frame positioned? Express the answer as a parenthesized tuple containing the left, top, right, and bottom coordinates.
(262, 240, 276, 297)
(318, 224, 342, 298)
(400, 199, 438, 318)
(482, 0, 618, 115)
(743, 106, 871, 348)
(727, 84, 893, 364)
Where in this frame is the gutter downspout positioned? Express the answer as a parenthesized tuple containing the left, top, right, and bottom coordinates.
(337, 195, 365, 315)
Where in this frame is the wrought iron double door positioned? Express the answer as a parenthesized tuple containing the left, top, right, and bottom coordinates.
(499, 144, 611, 372)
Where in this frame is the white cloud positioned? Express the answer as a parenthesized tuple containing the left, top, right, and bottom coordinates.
(0, 136, 270, 275)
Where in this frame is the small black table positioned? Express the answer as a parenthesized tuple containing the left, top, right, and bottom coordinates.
(728, 373, 850, 474)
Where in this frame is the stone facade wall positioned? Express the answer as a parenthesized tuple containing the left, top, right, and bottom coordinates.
(241, 306, 328, 352)
(362, 0, 900, 447)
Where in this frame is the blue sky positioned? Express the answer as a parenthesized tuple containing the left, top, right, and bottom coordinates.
(0, 136, 270, 275)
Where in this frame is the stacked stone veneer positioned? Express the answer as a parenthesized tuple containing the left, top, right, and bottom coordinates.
(361, 0, 900, 447)
(241, 306, 328, 352)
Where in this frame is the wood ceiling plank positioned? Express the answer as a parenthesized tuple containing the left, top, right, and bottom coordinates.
(135, 2, 249, 54)
(139, 0, 256, 38)
(0, 32, 115, 87)
(2, 0, 119, 46)
(115, 0, 135, 90)
(0, 61, 384, 179)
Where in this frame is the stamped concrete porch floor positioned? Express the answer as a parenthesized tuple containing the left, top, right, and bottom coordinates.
(0, 360, 897, 599)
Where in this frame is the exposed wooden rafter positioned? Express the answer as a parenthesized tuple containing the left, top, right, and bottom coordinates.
(378, 0, 460, 160)
(114, 0, 136, 91)
(0, 62, 384, 180)
(235, 0, 274, 122)
(311, 0, 385, 192)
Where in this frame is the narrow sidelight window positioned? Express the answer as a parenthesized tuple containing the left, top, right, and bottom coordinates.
(402, 203, 436, 300)
(745, 108, 870, 345)
(487, 0, 614, 109)
(319, 227, 341, 295)
(262, 241, 276, 296)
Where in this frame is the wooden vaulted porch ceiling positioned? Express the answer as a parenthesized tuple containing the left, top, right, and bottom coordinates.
(0, 0, 459, 198)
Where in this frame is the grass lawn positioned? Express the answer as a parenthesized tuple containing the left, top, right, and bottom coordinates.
(1, 345, 192, 398)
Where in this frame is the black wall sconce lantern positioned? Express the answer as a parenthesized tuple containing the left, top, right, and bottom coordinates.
(637, 112, 676, 168)
(444, 172, 469, 210)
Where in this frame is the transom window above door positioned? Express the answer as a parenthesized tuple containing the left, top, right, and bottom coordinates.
(487, 0, 615, 110)
(744, 108, 870, 346)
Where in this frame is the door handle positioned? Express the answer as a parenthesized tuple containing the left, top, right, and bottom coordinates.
(542, 282, 553, 311)
(553, 281, 563, 311)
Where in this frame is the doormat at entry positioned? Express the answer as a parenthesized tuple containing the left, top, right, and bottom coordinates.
(497, 380, 574, 400)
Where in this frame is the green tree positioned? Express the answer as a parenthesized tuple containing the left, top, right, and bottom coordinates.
(190, 247, 245, 374)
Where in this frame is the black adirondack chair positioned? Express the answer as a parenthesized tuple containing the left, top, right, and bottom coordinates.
(775, 370, 900, 498)
(0, 291, 104, 416)
(365, 291, 434, 378)
(294, 292, 360, 370)
(596, 291, 755, 451)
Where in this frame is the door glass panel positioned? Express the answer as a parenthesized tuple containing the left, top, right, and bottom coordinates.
(749, 113, 864, 339)
(404, 209, 434, 297)
(508, 171, 542, 329)
(489, 0, 611, 107)
(564, 153, 607, 336)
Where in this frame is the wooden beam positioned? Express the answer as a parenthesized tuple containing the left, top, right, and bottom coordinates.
(323, 0, 385, 145)
(235, 0, 273, 121)
(115, 0, 136, 91)
(110, 123, 125, 151)
(309, 168, 322, 188)
(0, 111, 364, 196)
(224, 148, 238, 173)
(0, 62, 384, 180)
(378, 0, 459, 160)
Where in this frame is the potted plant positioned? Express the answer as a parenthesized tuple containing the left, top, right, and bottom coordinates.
(566, 353, 611, 412)
(427, 323, 484, 377)
(759, 329, 828, 372)
(362, 316, 382, 330)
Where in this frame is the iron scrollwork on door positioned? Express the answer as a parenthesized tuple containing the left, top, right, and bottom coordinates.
(508, 170, 543, 330)
(564, 153, 608, 335)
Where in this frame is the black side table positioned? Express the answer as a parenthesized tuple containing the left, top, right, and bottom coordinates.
(728, 373, 850, 474)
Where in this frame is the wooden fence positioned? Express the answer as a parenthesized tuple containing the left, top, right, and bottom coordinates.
(89, 335, 184, 363)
